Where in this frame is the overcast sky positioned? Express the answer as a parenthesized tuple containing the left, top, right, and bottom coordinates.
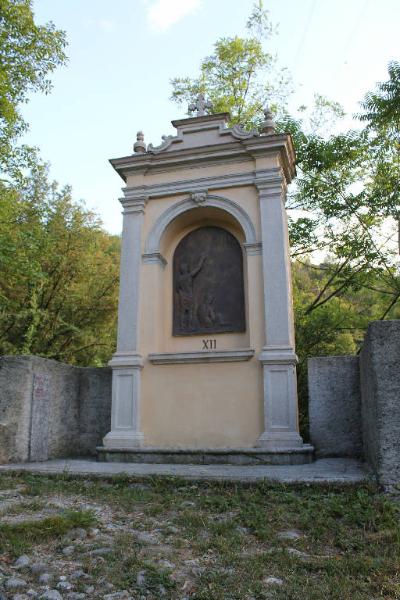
(22, 0, 400, 234)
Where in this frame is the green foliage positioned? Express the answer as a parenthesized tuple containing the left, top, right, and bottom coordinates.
(0, 1, 120, 366)
(0, 164, 120, 365)
(359, 61, 400, 260)
(359, 60, 400, 135)
(0, 0, 67, 175)
(170, 1, 291, 129)
(287, 63, 400, 373)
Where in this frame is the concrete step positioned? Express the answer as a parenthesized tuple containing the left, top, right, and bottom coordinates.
(96, 445, 314, 466)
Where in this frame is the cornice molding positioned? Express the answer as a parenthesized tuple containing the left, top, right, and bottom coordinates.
(122, 168, 282, 202)
(148, 348, 255, 365)
(110, 134, 296, 185)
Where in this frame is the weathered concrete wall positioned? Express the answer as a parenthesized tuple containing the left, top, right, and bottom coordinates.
(360, 321, 400, 489)
(308, 356, 362, 458)
(0, 356, 111, 463)
(79, 367, 112, 456)
(308, 320, 400, 488)
(0, 357, 34, 463)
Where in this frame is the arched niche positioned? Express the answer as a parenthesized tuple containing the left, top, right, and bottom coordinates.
(143, 194, 257, 264)
(173, 226, 246, 336)
(160, 205, 246, 261)
(146, 201, 252, 350)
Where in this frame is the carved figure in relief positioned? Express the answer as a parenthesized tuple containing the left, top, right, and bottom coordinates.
(197, 291, 217, 328)
(176, 255, 206, 329)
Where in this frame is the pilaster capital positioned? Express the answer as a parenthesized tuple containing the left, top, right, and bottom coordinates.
(255, 168, 286, 199)
(142, 251, 167, 267)
(243, 242, 262, 256)
(259, 346, 297, 365)
(120, 195, 147, 214)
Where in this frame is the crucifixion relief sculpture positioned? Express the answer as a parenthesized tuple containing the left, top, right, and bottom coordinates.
(173, 226, 245, 336)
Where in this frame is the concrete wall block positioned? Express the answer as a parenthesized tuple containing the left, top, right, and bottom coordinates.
(0, 355, 112, 463)
(308, 355, 362, 458)
(360, 320, 400, 488)
(29, 357, 81, 459)
(78, 367, 112, 455)
(0, 356, 34, 463)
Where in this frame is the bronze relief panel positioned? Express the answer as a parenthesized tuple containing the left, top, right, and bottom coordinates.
(173, 226, 245, 336)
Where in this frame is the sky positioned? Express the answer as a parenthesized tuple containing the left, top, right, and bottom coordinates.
(22, 0, 400, 235)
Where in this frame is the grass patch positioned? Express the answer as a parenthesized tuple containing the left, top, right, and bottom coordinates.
(0, 498, 45, 516)
(0, 472, 399, 598)
(0, 509, 97, 556)
(82, 532, 177, 596)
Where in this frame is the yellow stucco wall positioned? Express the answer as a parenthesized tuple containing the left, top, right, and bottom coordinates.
(141, 361, 264, 448)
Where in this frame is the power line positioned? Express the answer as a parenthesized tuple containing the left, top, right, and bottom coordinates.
(292, 0, 317, 73)
(334, 0, 371, 79)
(342, 0, 371, 59)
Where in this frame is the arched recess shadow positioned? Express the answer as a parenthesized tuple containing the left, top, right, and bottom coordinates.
(143, 194, 257, 264)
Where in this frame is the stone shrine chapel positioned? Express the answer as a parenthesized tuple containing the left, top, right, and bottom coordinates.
(99, 97, 313, 464)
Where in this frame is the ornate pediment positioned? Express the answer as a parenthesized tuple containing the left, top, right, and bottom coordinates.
(142, 95, 263, 155)
(145, 115, 260, 155)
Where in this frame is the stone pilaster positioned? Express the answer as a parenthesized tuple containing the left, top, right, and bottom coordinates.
(103, 197, 146, 449)
(256, 175, 303, 449)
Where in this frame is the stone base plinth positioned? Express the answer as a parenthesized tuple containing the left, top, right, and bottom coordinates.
(96, 445, 314, 466)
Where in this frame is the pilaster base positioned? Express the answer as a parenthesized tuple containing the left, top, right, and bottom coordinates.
(257, 430, 304, 450)
(258, 346, 303, 451)
(103, 430, 144, 450)
(102, 352, 144, 450)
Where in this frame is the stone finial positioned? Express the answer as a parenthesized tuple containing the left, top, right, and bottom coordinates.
(188, 93, 213, 117)
(133, 131, 146, 153)
(261, 106, 276, 135)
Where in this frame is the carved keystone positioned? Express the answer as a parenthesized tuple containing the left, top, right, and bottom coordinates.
(190, 191, 208, 205)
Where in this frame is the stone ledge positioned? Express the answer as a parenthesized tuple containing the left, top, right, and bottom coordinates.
(96, 445, 314, 466)
(148, 349, 255, 365)
(0, 458, 367, 484)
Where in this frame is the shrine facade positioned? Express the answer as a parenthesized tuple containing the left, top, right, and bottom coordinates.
(100, 98, 313, 463)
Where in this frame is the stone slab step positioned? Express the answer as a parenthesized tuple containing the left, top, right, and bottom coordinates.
(96, 445, 314, 466)
(0, 458, 367, 484)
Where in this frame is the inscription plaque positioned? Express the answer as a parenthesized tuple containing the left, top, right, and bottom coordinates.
(173, 226, 245, 335)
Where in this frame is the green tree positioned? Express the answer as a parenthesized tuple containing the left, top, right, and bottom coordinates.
(171, 0, 290, 128)
(360, 60, 400, 135)
(0, 165, 120, 365)
(287, 60, 400, 323)
(359, 60, 400, 257)
(0, 2, 122, 366)
(0, 0, 67, 175)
